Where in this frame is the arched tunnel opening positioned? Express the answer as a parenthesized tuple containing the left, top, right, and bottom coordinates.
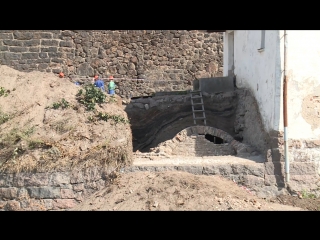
(204, 134, 224, 144)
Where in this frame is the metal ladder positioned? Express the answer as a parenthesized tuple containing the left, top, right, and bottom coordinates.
(190, 90, 206, 125)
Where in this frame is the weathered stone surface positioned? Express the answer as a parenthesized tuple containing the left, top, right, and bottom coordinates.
(24, 173, 49, 186)
(61, 189, 75, 199)
(26, 187, 61, 199)
(254, 186, 289, 199)
(175, 165, 203, 175)
(72, 183, 85, 192)
(49, 172, 70, 186)
(241, 175, 265, 188)
(59, 41, 73, 47)
(264, 175, 285, 187)
(41, 40, 59, 46)
(21, 53, 39, 59)
(9, 46, 28, 52)
(6, 200, 21, 211)
(77, 62, 94, 76)
(217, 164, 233, 175)
(290, 162, 317, 175)
(3, 52, 21, 60)
(202, 165, 220, 175)
(0, 187, 19, 200)
(17, 188, 29, 200)
(83, 166, 103, 182)
(0, 174, 7, 187)
(264, 162, 284, 175)
(23, 39, 40, 46)
(0, 33, 13, 39)
(13, 31, 33, 40)
(290, 174, 320, 185)
(0, 201, 7, 209)
(52, 199, 77, 210)
(304, 139, 320, 148)
(70, 170, 84, 184)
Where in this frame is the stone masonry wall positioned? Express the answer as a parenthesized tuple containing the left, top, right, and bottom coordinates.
(0, 166, 112, 211)
(0, 30, 223, 98)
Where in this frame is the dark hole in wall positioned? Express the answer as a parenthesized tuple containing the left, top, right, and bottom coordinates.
(131, 96, 153, 100)
(205, 134, 224, 144)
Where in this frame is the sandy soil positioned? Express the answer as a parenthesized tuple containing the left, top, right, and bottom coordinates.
(71, 171, 306, 211)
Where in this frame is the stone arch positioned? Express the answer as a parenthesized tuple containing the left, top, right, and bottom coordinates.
(173, 126, 255, 155)
(147, 125, 257, 157)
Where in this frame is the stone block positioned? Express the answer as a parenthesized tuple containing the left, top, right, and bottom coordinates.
(264, 175, 285, 187)
(290, 162, 317, 175)
(23, 39, 40, 46)
(202, 165, 219, 175)
(41, 39, 59, 46)
(6, 200, 21, 211)
(0, 33, 13, 39)
(0, 187, 18, 200)
(59, 41, 73, 47)
(3, 52, 21, 60)
(176, 165, 203, 175)
(49, 172, 70, 186)
(13, 31, 33, 40)
(21, 53, 39, 59)
(24, 173, 49, 186)
(27, 187, 61, 199)
(41, 47, 58, 52)
(9, 46, 28, 52)
(264, 162, 284, 175)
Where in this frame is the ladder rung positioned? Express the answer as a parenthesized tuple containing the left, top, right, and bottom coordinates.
(192, 103, 203, 106)
(191, 96, 202, 99)
(193, 110, 205, 112)
(194, 117, 206, 120)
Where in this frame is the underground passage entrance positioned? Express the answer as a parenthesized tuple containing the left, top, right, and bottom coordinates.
(204, 134, 224, 144)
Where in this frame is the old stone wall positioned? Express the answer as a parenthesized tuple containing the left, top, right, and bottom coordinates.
(0, 30, 223, 98)
(0, 166, 112, 211)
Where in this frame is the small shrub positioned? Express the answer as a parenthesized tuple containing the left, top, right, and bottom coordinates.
(48, 98, 70, 110)
(301, 189, 317, 199)
(0, 87, 9, 97)
(77, 85, 106, 111)
(97, 112, 130, 124)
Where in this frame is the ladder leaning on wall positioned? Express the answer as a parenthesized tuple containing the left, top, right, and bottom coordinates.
(190, 90, 207, 126)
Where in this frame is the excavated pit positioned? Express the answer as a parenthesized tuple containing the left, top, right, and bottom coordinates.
(125, 91, 241, 154)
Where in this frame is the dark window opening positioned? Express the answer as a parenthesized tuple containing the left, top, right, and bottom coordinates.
(205, 134, 224, 144)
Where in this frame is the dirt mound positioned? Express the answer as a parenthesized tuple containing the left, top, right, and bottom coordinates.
(71, 171, 303, 211)
(0, 65, 133, 173)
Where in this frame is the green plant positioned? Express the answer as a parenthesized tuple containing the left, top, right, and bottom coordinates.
(60, 98, 70, 109)
(77, 85, 106, 111)
(49, 98, 70, 110)
(96, 112, 130, 124)
(0, 87, 9, 97)
(0, 110, 10, 125)
(301, 189, 317, 199)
